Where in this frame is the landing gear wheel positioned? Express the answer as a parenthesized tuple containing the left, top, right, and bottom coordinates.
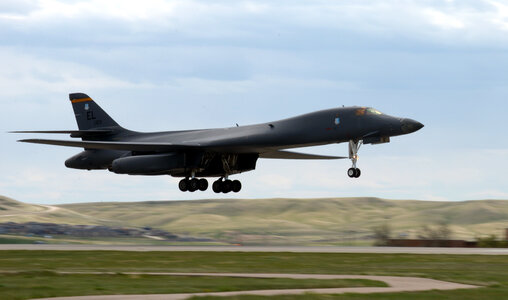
(212, 180, 222, 193)
(198, 179, 209, 191)
(232, 180, 242, 193)
(348, 168, 361, 178)
(188, 178, 199, 192)
(222, 180, 233, 193)
(178, 179, 188, 192)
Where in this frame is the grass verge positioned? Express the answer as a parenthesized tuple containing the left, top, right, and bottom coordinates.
(0, 251, 506, 299)
(0, 272, 384, 300)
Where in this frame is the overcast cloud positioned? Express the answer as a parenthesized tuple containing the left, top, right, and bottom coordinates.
(0, 0, 507, 204)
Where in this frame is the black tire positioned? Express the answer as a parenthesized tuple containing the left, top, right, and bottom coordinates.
(198, 179, 209, 191)
(222, 180, 233, 193)
(347, 168, 356, 178)
(188, 178, 199, 192)
(212, 180, 222, 193)
(354, 168, 361, 178)
(178, 179, 188, 192)
(232, 180, 242, 193)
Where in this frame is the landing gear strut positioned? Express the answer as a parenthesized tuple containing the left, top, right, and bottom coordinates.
(348, 140, 362, 178)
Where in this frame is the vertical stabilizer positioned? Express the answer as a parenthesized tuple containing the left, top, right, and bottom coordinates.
(69, 93, 120, 130)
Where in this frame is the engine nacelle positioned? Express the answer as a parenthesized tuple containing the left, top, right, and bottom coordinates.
(65, 150, 127, 170)
(111, 153, 187, 175)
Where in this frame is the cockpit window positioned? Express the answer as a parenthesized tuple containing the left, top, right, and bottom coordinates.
(367, 108, 382, 115)
(356, 107, 383, 116)
(355, 108, 366, 116)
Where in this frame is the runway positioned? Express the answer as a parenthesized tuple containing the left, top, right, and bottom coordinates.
(1, 244, 508, 255)
(31, 272, 479, 300)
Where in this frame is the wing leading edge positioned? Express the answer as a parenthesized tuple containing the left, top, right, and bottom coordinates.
(260, 150, 346, 160)
(18, 138, 199, 152)
(19, 138, 344, 160)
(11, 130, 114, 138)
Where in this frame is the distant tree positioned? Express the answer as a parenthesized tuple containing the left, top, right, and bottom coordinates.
(372, 223, 391, 246)
(418, 222, 452, 240)
(437, 221, 452, 240)
(476, 235, 508, 248)
(418, 225, 435, 240)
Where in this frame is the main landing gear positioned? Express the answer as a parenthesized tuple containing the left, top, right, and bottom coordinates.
(178, 177, 242, 193)
(179, 178, 209, 192)
(212, 178, 242, 194)
(348, 140, 362, 178)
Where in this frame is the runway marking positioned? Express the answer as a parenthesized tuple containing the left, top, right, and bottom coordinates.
(31, 272, 479, 300)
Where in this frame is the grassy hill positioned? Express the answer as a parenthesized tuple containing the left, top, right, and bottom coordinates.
(0, 195, 117, 226)
(2, 195, 508, 245)
(59, 197, 508, 245)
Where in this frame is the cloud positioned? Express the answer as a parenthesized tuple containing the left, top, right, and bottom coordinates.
(0, 48, 151, 98)
(0, 0, 39, 15)
(0, 164, 184, 204)
(470, 190, 508, 200)
(242, 147, 508, 202)
(0, 0, 180, 22)
(488, 0, 508, 31)
(424, 8, 465, 30)
(170, 76, 357, 97)
(1, 0, 508, 48)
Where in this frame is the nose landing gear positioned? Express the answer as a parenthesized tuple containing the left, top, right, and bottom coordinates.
(348, 140, 362, 178)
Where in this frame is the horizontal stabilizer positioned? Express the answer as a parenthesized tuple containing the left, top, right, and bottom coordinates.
(260, 150, 346, 160)
(18, 138, 199, 152)
(11, 130, 113, 138)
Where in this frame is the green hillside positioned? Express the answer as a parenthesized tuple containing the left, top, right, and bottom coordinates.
(2, 195, 508, 245)
(0, 195, 116, 226)
(57, 197, 508, 245)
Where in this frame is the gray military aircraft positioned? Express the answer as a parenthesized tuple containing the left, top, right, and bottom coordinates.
(14, 93, 423, 193)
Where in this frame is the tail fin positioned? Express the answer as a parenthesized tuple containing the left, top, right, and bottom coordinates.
(69, 93, 120, 130)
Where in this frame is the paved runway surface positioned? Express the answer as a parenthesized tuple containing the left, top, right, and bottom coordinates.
(1, 244, 508, 255)
(31, 272, 479, 300)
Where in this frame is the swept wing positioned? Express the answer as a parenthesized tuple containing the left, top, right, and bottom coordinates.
(19, 138, 343, 160)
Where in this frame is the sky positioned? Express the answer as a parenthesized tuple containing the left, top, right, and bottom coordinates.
(0, 0, 507, 204)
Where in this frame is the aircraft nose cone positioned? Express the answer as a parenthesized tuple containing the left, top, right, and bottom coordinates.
(401, 118, 424, 134)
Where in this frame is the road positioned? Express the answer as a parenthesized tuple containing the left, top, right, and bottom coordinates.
(0, 205, 60, 217)
(31, 272, 478, 300)
(1, 244, 508, 255)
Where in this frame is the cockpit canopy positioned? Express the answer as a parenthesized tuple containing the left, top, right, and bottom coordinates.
(355, 107, 383, 116)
